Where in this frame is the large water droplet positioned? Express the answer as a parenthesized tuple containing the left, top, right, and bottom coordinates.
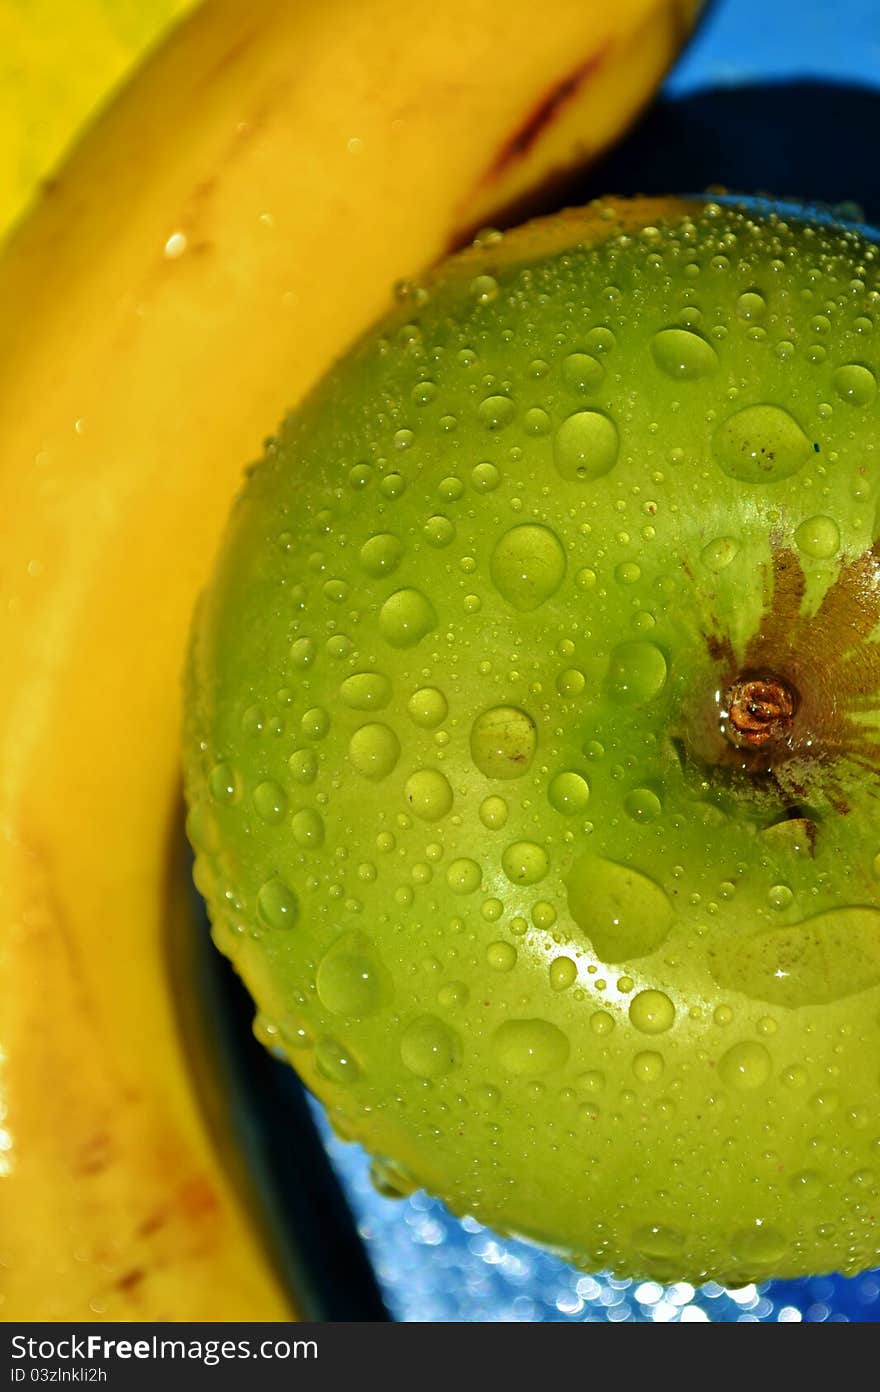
(651, 327, 718, 379)
(360, 532, 404, 576)
(606, 640, 667, 704)
(479, 795, 509, 829)
(713, 404, 812, 483)
(400, 1015, 460, 1078)
(289, 748, 318, 784)
(549, 956, 578, 991)
(833, 362, 877, 405)
(316, 932, 392, 1016)
(633, 1224, 685, 1261)
(562, 352, 605, 393)
(348, 722, 400, 779)
(256, 877, 299, 930)
(291, 808, 324, 848)
(501, 841, 548, 885)
(628, 989, 675, 1035)
(730, 1222, 787, 1267)
(446, 858, 482, 894)
(566, 856, 674, 961)
(794, 515, 840, 558)
(718, 1040, 772, 1091)
(478, 394, 515, 430)
(470, 705, 537, 779)
(253, 780, 288, 824)
(379, 588, 436, 647)
(407, 687, 448, 727)
(623, 787, 662, 823)
(490, 524, 566, 612)
(404, 768, 453, 821)
(548, 771, 590, 815)
(487, 941, 517, 972)
(209, 761, 239, 803)
(708, 906, 880, 1006)
(315, 1037, 360, 1084)
(340, 671, 392, 710)
(492, 1018, 569, 1075)
(554, 411, 619, 482)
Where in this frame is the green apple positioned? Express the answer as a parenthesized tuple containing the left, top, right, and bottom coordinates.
(184, 196, 880, 1284)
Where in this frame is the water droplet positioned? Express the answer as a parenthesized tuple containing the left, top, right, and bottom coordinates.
(501, 841, 548, 885)
(315, 1037, 360, 1084)
(369, 1156, 419, 1199)
(301, 706, 330, 740)
(492, 1018, 569, 1076)
(651, 327, 718, 379)
(407, 687, 448, 727)
(423, 514, 455, 547)
(400, 1015, 460, 1078)
(348, 722, 400, 779)
(317, 932, 392, 1016)
(615, 561, 641, 586)
(719, 1040, 772, 1091)
(623, 787, 662, 823)
(556, 667, 586, 697)
(470, 274, 499, 304)
(471, 461, 500, 492)
(628, 989, 675, 1035)
(292, 808, 324, 848)
(554, 411, 619, 481)
(632, 1050, 664, 1083)
(794, 515, 840, 559)
(701, 536, 739, 571)
(713, 404, 812, 483)
(550, 956, 578, 991)
(185, 804, 219, 854)
(405, 768, 453, 822)
(470, 705, 537, 779)
(833, 362, 877, 405)
(490, 524, 566, 612)
(256, 877, 299, 930)
(379, 588, 436, 647)
(524, 407, 551, 435)
(360, 532, 404, 576)
(567, 856, 674, 962)
(708, 906, 880, 1007)
(253, 780, 288, 823)
(487, 941, 517, 972)
(380, 472, 405, 499)
(633, 1224, 685, 1260)
(289, 748, 318, 784)
(730, 1222, 787, 1267)
(340, 671, 392, 710)
(606, 640, 667, 704)
(479, 795, 509, 829)
(209, 761, 239, 803)
(590, 1010, 614, 1036)
(768, 883, 793, 910)
(736, 290, 766, 321)
(289, 638, 315, 670)
(548, 771, 590, 815)
(562, 352, 605, 392)
(478, 394, 514, 430)
(446, 858, 482, 894)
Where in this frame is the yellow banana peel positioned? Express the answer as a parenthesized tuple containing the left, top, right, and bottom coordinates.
(0, 0, 702, 1321)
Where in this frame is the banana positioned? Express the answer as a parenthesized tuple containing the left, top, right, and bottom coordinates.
(0, 0, 702, 1320)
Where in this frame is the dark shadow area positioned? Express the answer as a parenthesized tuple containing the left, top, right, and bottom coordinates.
(166, 810, 388, 1321)
(573, 79, 880, 225)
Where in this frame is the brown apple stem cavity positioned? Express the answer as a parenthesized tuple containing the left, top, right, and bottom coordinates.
(722, 673, 797, 751)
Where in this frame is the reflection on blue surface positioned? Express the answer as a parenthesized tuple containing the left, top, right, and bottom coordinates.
(312, 1100, 880, 1323)
(305, 0, 880, 1322)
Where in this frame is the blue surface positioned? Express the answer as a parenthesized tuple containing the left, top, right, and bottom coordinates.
(310, 0, 880, 1323)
